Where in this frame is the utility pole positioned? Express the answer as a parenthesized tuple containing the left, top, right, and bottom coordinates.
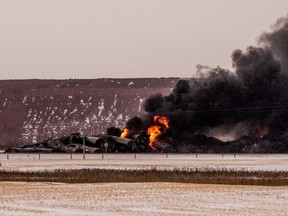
(83, 136, 86, 159)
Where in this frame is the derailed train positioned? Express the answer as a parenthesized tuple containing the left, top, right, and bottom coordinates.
(85, 133, 151, 153)
(5, 132, 159, 153)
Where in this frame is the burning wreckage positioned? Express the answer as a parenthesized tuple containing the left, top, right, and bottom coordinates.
(5, 15, 288, 154)
(5, 116, 173, 153)
(5, 112, 288, 153)
(6, 132, 150, 154)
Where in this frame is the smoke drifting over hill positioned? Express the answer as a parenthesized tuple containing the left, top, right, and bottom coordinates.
(136, 15, 288, 153)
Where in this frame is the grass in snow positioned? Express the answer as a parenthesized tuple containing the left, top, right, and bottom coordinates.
(0, 167, 287, 186)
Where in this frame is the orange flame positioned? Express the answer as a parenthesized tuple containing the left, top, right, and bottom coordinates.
(147, 126, 161, 149)
(147, 115, 169, 149)
(121, 128, 128, 138)
(153, 116, 169, 128)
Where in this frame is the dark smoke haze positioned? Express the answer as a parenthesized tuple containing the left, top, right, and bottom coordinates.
(139, 15, 288, 152)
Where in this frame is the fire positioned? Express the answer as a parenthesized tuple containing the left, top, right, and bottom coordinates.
(147, 115, 169, 149)
(153, 116, 169, 128)
(121, 128, 128, 138)
(147, 126, 161, 149)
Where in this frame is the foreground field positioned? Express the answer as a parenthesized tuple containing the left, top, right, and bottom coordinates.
(1, 153, 288, 171)
(0, 182, 287, 216)
(1, 154, 287, 215)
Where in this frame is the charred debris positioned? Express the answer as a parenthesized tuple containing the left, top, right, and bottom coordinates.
(6, 129, 287, 154)
(5, 132, 150, 154)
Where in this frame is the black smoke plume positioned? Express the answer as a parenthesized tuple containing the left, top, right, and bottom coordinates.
(122, 116, 144, 138)
(140, 15, 288, 153)
(106, 127, 122, 137)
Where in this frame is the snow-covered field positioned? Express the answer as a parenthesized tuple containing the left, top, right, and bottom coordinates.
(0, 182, 287, 216)
(1, 154, 288, 215)
(0, 153, 287, 171)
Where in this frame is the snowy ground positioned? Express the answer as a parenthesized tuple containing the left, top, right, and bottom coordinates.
(0, 182, 287, 216)
(1, 154, 287, 216)
(0, 153, 288, 171)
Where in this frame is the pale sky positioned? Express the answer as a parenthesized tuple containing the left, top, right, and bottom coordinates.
(0, 0, 288, 79)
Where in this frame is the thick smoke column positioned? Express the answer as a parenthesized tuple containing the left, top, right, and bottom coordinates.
(260, 16, 288, 74)
(141, 15, 288, 152)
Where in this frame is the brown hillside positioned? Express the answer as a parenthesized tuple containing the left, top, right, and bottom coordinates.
(0, 78, 178, 148)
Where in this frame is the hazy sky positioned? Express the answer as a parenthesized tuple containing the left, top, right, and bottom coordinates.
(0, 0, 288, 79)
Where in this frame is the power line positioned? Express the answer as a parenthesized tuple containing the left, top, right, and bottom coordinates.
(157, 104, 288, 115)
